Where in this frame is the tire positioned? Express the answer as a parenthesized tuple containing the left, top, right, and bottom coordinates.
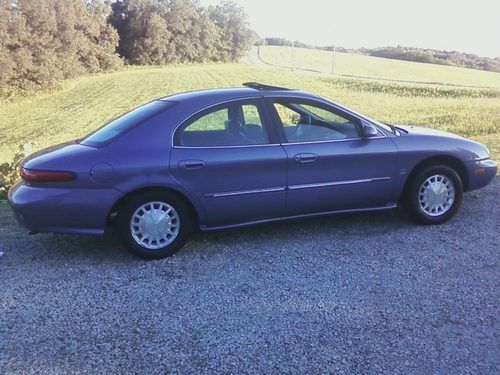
(406, 164, 463, 224)
(116, 191, 193, 259)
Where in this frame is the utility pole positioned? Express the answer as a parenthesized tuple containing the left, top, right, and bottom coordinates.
(331, 28, 337, 76)
(292, 40, 296, 71)
(331, 44, 336, 76)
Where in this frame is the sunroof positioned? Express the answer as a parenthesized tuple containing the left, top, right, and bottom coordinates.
(242, 82, 294, 91)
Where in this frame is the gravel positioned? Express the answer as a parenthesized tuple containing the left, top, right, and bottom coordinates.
(0, 179, 499, 374)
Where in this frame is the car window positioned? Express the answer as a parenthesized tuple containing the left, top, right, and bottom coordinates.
(273, 103, 302, 126)
(242, 104, 263, 126)
(177, 101, 270, 147)
(81, 100, 172, 146)
(185, 108, 228, 131)
(300, 104, 352, 124)
(272, 100, 361, 143)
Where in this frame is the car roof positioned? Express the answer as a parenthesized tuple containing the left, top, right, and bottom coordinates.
(158, 85, 321, 108)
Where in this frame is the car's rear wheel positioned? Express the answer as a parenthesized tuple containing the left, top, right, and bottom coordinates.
(116, 191, 192, 259)
(406, 164, 463, 224)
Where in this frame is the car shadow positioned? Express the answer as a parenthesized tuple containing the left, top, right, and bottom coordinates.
(11, 207, 412, 263)
(199, 208, 410, 242)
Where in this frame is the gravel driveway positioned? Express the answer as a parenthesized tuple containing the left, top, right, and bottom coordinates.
(1, 179, 498, 374)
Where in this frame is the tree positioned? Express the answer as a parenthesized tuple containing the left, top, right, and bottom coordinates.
(0, 1, 20, 87)
(0, 0, 121, 90)
(165, 0, 219, 63)
(78, 1, 122, 72)
(109, 0, 173, 64)
(126, 1, 171, 64)
(108, 0, 251, 65)
(1, 0, 257, 90)
(208, 0, 252, 62)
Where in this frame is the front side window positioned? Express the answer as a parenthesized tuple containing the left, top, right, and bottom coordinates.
(272, 100, 361, 143)
(176, 101, 269, 147)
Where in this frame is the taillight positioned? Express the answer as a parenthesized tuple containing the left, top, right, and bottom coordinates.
(20, 167, 76, 182)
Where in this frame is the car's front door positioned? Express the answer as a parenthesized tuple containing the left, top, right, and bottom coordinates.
(170, 98, 287, 228)
(266, 98, 399, 216)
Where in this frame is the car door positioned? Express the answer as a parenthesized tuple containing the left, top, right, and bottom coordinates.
(170, 98, 287, 228)
(265, 97, 399, 216)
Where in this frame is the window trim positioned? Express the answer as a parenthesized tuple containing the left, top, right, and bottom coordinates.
(281, 135, 386, 146)
(173, 143, 282, 149)
(172, 97, 276, 148)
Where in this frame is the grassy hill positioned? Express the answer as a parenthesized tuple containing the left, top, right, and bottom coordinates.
(259, 46, 500, 89)
(0, 62, 499, 170)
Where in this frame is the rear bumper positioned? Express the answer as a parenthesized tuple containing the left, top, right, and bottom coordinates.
(8, 182, 122, 235)
(466, 158, 497, 191)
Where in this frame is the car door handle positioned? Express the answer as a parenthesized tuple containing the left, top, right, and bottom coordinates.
(179, 160, 205, 170)
(294, 153, 319, 163)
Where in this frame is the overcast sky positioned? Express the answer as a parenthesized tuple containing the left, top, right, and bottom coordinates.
(201, 0, 500, 57)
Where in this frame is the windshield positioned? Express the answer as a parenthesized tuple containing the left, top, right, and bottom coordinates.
(81, 100, 173, 147)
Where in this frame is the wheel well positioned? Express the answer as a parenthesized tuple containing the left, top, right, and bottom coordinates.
(107, 187, 200, 227)
(403, 156, 469, 198)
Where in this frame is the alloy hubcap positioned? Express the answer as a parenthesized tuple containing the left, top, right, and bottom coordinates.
(418, 174, 455, 217)
(130, 201, 180, 249)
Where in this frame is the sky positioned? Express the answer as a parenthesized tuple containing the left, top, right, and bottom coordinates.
(201, 0, 500, 57)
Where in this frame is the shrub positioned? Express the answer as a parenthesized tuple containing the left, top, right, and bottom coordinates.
(0, 142, 36, 199)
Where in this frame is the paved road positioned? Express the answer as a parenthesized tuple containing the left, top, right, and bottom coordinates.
(0, 179, 498, 374)
(244, 46, 272, 67)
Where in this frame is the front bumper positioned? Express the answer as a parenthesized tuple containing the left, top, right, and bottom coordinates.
(466, 158, 497, 191)
(8, 182, 122, 235)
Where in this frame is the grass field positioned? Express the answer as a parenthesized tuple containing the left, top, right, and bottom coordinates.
(259, 46, 500, 89)
(0, 62, 499, 171)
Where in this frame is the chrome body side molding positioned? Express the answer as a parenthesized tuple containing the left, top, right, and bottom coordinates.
(288, 177, 391, 191)
(205, 177, 391, 198)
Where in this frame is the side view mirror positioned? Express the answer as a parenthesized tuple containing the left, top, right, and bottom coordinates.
(362, 121, 379, 138)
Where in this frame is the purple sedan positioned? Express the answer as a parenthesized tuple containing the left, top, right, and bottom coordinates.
(8, 83, 497, 258)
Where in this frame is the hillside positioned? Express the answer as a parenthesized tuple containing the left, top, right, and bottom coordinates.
(0, 63, 498, 168)
(262, 39, 500, 73)
(259, 46, 500, 89)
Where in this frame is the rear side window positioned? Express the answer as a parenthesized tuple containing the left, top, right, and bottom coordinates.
(81, 100, 172, 146)
(176, 100, 270, 147)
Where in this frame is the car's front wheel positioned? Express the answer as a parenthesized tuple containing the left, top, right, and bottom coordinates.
(406, 164, 463, 224)
(116, 191, 193, 259)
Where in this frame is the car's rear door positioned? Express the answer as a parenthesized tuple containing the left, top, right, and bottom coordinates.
(170, 98, 287, 228)
(265, 97, 399, 216)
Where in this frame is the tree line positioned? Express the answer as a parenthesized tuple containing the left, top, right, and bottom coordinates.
(263, 38, 500, 73)
(0, 0, 253, 90)
(360, 46, 500, 73)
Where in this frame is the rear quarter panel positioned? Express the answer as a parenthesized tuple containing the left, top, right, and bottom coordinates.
(100, 100, 208, 223)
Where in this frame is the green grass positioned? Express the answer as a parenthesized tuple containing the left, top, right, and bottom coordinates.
(259, 46, 500, 89)
(0, 62, 499, 167)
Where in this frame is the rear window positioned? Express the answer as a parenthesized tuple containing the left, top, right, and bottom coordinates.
(81, 100, 173, 146)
